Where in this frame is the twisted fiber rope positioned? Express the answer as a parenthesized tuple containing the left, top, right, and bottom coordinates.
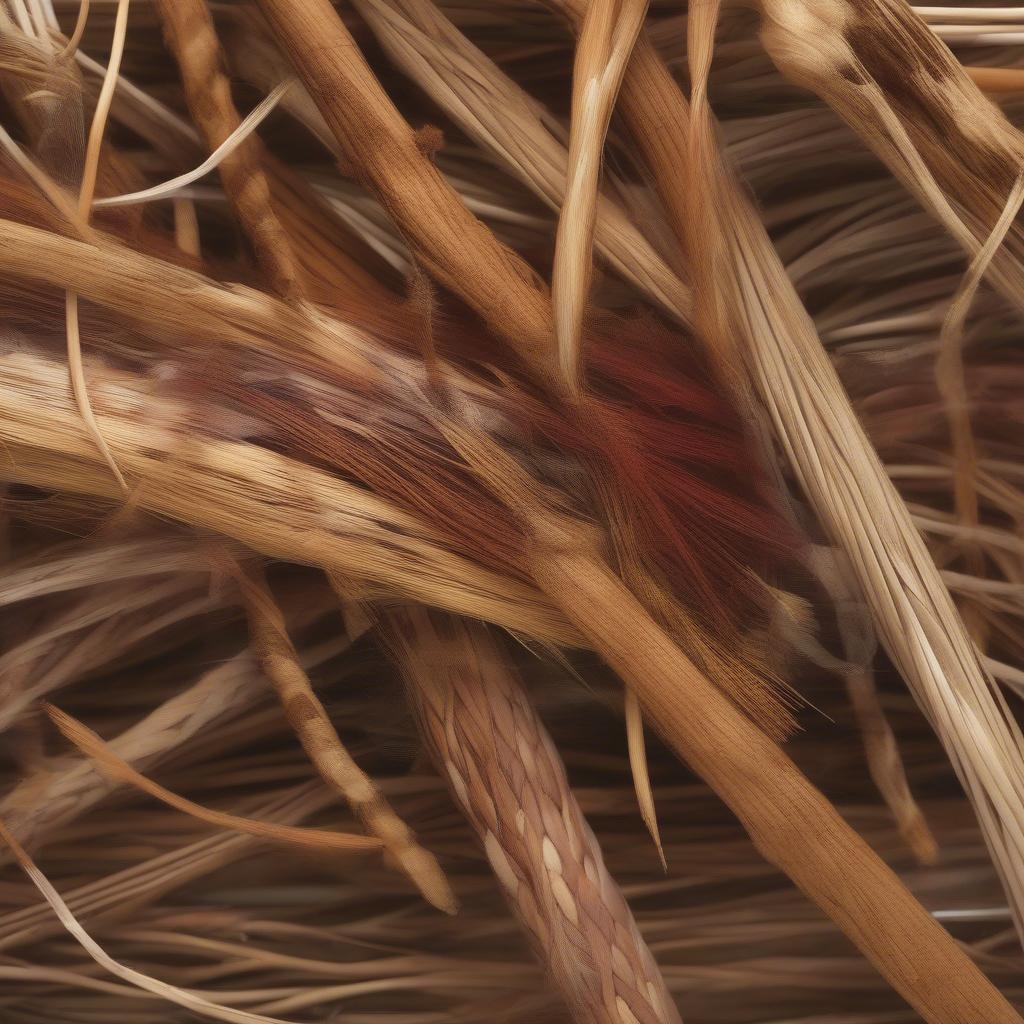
(390, 608, 681, 1024)
(154, 0, 302, 300)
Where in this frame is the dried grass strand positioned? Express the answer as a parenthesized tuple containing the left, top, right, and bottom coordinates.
(94, 82, 292, 210)
(56, 0, 88, 61)
(552, 0, 647, 394)
(756, 0, 1024, 317)
(936, 172, 1024, 588)
(624, 688, 667, 871)
(0, 816, 301, 1023)
(45, 704, 383, 856)
(66, 0, 129, 494)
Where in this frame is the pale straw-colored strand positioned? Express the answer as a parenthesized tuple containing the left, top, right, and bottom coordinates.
(67, 0, 130, 494)
(57, 0, 89, 60)
(625, 688, 666, 870)
(553, 0, 647, 394)
(755, 0, 1024, 321)
(0, 816, 298, 1024)
(153, 0, 302, 300)
(686, 0, 1024, 939)
(94, 82, 293, 209)
(936, 172, 1024, 598)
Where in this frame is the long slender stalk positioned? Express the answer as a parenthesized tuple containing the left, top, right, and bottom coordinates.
(0, 348, 575, 644)
(238, 566, 455, 913)
(348, 0, 692, 324)
(255, 0, 557, 381)
(531, 539, 1021, 1024)
(46, 704, 382, 857)
(547, 0, 1024, 943)
(66, 0, 130, 494)
(552, 0, 647, 393)
(435, 415, 1020, 1022)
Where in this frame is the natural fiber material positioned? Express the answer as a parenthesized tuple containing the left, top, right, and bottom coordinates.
(544, 0, 1024, 939)
(153, 0, 302, 300)
(0, 0, 1023, 1020)
(389, 608, 680, 1024)
(239, 566, 455, 912)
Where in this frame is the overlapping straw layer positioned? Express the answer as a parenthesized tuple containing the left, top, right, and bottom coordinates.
(0, 1, 1023, 1022)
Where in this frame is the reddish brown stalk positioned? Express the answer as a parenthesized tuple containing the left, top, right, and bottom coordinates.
(154, 0, 302, 300)
(254, 0, 557, 380)
(442, 420, 1020, 1024)
(387, 608, 681, 1024)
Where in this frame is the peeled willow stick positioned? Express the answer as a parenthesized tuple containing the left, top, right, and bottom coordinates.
(755, 0, 1024, 317)
(255, 0, 556, 378)
(153, 0, 302, 301)
(552, 0, 647, 393)
(547, 0, 1024, 939)
(440, 419, 1021, 1024)
(236, 565, 456, 913)
(386, 608, 681, 1024)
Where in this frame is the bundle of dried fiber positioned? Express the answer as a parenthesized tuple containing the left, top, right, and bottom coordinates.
(386, 606, 681, 1024)
(0, 0, 1022, 1021)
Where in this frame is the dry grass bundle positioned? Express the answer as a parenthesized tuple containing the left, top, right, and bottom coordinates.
(0, 0, 1023, 1022)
